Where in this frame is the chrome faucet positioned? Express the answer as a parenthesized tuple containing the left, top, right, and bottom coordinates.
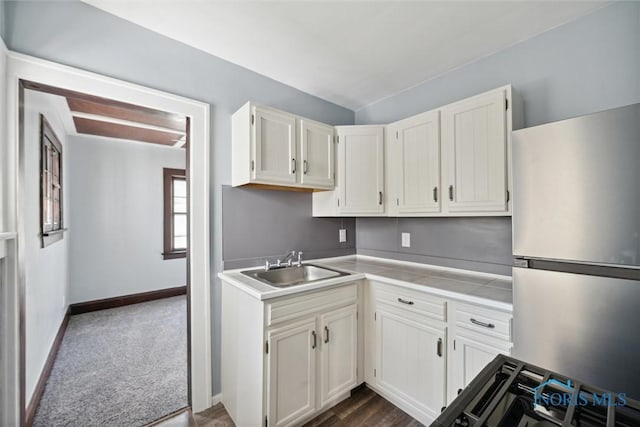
(264, 250, 303, 270)
(279, 250, 297, 267)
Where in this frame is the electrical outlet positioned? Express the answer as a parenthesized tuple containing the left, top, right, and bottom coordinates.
(339, 229, 347, 243)
(401, 232, 411, 248)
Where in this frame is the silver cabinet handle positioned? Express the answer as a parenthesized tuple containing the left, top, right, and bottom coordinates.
(303, 159, 308, 175)
(470, 318, 495, 329)
(433, 187, 438, 202)
(324, 326, 329, 344)
(437, 338, 443, 357)
(378, 191, 383, 205)
(397, 297, 414, 305)
(311, 330, 317, 349)
(449, 185, 454, 201)
(291, 158, 296, 174)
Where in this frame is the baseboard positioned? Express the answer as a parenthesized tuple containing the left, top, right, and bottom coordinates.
(25, 308, 71, 427)
(211, 393, 222, 406)
(69, 286, 187, 315)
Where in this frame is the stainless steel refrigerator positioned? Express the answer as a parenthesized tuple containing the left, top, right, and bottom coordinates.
(512, 103, 640, 399)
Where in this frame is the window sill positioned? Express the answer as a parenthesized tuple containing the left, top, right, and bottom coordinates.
(42, 228, 68, 237)
(163, 251, 187, 260)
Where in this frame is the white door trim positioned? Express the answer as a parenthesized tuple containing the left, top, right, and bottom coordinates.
(2, 51, 212, 425)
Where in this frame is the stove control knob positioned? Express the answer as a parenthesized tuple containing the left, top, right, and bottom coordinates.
(454, 415, 470, 427)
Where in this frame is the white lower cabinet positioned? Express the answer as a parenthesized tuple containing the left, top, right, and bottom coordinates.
(375, 308, 446, 421)
(267, 318, 318, 427)
(447, 301, 513, 404)
(221, 281, 359, 427)
(365, 281, 512, 425)
(267, 304, 358, 426)
(448, 330, 511, 404)
(318, 305, 358, 408)
(222, 277, 512, 427)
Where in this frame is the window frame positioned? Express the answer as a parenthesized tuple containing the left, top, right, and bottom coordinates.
(40, 114, 65, 248)
(163, 167, 187, 260)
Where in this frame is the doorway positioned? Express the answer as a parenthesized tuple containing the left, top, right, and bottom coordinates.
(1, 53, 211, 426)
(21, 83, 190, 425)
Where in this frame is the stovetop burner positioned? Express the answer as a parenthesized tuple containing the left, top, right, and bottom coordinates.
(432, 355, 640, 427)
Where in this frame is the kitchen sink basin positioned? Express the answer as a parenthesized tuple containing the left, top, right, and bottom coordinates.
(241, 264, 350, 288)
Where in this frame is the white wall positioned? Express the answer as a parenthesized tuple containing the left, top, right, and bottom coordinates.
(67, 135, 186, 303)
(23, 90, 70, 403)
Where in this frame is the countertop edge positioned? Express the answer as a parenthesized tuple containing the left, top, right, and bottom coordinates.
(218, 259, 513, 311)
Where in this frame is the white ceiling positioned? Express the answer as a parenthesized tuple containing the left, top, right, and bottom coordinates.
(83, 0, 608, 110)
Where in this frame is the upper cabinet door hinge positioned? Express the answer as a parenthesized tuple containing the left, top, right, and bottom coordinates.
(251, 114, 255, 125)
(505, 99, 509, 111)
(265, 340, 269, 354)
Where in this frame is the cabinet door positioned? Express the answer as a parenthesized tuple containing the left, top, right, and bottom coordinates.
(442, 90, 507, 213)
(300, 119, 334, 189)
(318, 305, 357, 408)
(253, 106, 297, 185)
(391, 111, 441, 215)
(376, 309, 446, 420)
(267, 318, 317, 427)
(449, 332, 510, 404)
(337, 127, 384, 215)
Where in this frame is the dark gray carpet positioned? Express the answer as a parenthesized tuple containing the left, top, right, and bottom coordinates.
(34, 296, 188, 427)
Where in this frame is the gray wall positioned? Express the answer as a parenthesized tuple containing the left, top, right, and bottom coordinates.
(67, 135, 186, 304)
(222, 186, 356, 269)
(0, 1, 6, 43)
(357, 217, 512, 276)
(356, 2, 640, 127)
(23, 90, 70, 403)
(355, 2, 640, 276)
(4, 0, 354, 395)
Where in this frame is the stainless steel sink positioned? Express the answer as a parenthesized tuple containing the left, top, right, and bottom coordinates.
(241, 264, 350, 288)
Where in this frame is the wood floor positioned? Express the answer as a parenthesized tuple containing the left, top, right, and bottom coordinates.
(152, 386, 423, 427)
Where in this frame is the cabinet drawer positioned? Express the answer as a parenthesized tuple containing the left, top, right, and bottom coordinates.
(455, 303, 512, 342)
(373, 282, 446, 322)
(267, 283, 358, 326)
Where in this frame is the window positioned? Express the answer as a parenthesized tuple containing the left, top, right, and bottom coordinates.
(40, 114, 65, 247)
(163, 168, 187, 259)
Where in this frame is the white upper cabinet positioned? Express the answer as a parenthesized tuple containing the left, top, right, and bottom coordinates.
(337, 126, 385, 215)
(232, 102, 335, 190)
(299, 119, 335, 189)
(388, 110, 441, 216)
(442, 87, 511, 214)
(254, 106, 298, 185)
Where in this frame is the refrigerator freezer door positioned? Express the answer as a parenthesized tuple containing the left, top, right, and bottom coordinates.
(513, 267, 640, 399)
(512, 103, 640, 267)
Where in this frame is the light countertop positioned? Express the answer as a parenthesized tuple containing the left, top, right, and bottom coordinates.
(218, 255, 512, 311)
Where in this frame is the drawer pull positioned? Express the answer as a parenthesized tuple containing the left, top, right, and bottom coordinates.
(397, 298, 414, 306)
(470, 318, 495, 329)
(311, 330, 317, 349)
(324, 326, 330, 344)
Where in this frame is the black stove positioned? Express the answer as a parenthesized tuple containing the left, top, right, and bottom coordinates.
(432, 355, 640, 427)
